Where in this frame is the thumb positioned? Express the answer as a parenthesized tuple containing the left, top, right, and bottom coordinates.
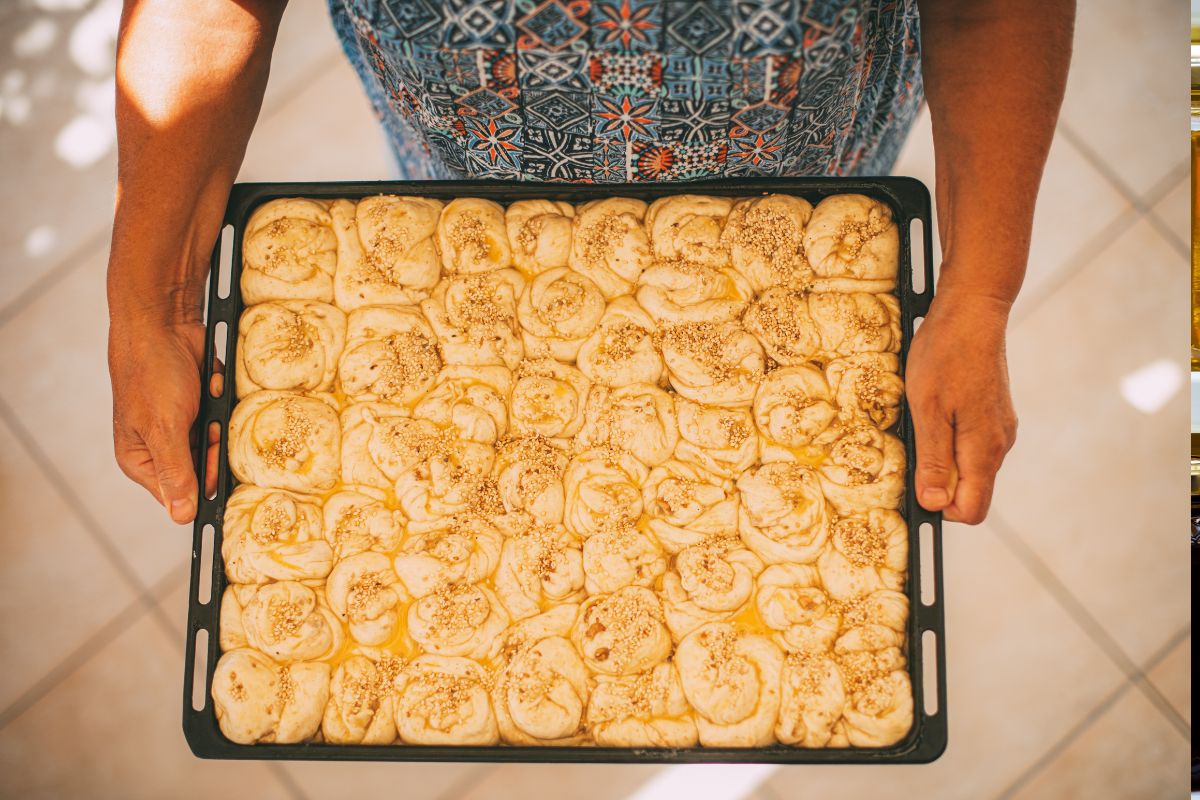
(911, 401, 958, 512)
(148, 420, 199, 524)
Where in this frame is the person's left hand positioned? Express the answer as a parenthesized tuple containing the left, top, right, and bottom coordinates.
(904, 290, 1019, 524)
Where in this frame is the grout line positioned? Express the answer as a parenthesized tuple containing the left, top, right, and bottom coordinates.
(434, 763, 498, 800)
(268, 763, 312, 800)
(756, 781, 785, 800)
(1144, 207, 1189, 260)
(1057, 123, 1187, 213)
(1132, 625, 1192, 738)
(0, 227, 110, 329)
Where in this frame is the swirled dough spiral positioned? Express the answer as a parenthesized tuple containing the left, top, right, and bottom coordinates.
(570, 197, 652, 298)
(576, 383, 679, 467)
(407, 582, 509, 659)
(510, 359, 591, 440)
(582, 524, 666, 595)
(421, 270, 525, 369)
(673, 398, 758, 480)
(229, 391, 341, 493)
(330, 196, 442, 309)
(756, 563, 840, 654)
(394, 516, 502, 597)
(803, 194, 899, 293)
(818, 509, 908, 601)
(833, 589, 909, 656)
(518, 267, 606, 361)
(635, 260, 751, 324)
(642, 459, 738, 553)
(660, 321, 765, 407)
(818, 424, 906, 514)
(753, 365, 839, 448)
(325, 551, 407, 646)
(241, 198, 337, 304)
(576, 297, 665, 387)
(437, 198, 512, 274)
(841, 669, 912, 747)
(322, 487, 405, 560)
(493, 606, 590, 745)
(412, 365, 512, 444)
(572, 587, 671, 676)
(724, 194, 814, 293)
(394, 655, 499, 745)
(495, 434, 569, 525)
(825, 353, 905, 429)
(236, 301, 345, 397)
(562, 448, 648, 538)
(661, 535, 763, 641)
(588, 663, 699, 748)
(776, 654, 846, 747)
(808, 292, 901, 358)
(506, 199, 575, 276)
(213, 649, 329, 744)
(339, 402, 425, 490)
(743, 287, 822, 365)
(337, 306, 441, 405)
(221, 485, 332, 584)
(494, 521, 585, 620)
(675, 623, 783, 747)
(230, 580, 343, 662)
(644, 195, 733, 267)
(737, 462, 829, 564)
(323, 654, 400, 744)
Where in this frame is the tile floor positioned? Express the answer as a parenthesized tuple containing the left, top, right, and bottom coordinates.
(0, 2, 1190, 799)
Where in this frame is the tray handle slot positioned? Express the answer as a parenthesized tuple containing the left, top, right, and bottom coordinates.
(198, 523, 215, 605)
(216, 224, 234, 301)
(908, 217, 927, 295)
(918, 521, 936, 606)
(191, 628, 211, 712)
(920, 629, 939, 716)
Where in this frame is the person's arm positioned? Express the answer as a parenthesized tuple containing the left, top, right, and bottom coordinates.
(908, 0, 1074, 523)
(109, 0, 286, 524)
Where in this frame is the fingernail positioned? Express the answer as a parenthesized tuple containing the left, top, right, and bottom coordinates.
(923, 488, 949, 507)
(170, 498, 194, 522)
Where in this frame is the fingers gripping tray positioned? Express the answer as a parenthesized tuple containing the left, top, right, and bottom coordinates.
(184, 178, 946, 763)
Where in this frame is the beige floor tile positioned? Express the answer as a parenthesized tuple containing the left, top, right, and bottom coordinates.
(283, 761, 488, 800)
(764, 527, 1125, 800)
(0, 248, 189, 589)
(1058, 0, 1185, 199)
(459, 763, 662, 800)
(0, 415, 139, 713)
(993, 217, 1188, 664)
(239, 53, 393, 182)
(1149, 172, 1189, 253)
(261, 3, 345, 117)
(1146, 636, 1190, 725)
(1008, 684, 1190, 800)
(0, 607, 292, 800)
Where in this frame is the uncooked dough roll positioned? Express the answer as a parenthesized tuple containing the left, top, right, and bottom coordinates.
(493, 605, 590, 745)
(325, 551, 407, 646)
(509, 359, 591, 440)
(506, 199, 575, 276)
(575, 383, 679, 467)
(562, 447, 648, 538)
(752, 365, 839, 448)
(723, 194, 814, 293)
(825, 353, 905, 429)
(495, 434, 569, 525)
(635, 260, 751, 324)
(338, 402, 429, 491)
(231, 580, 343, 662)
(412, 364, 512, 444)
(673, 398, 758, 481)
(393, 515, 503, 598)
(736, 462, 829, 564)
(755, 563, 840, 654)
(840, 669, 913, 747)
(581, 523, 666, 595)
(517, 267, 606, 361)
(330, 195, 443, 309)
(572, 586, 671, 676)
(808, 292, 901, 358)
(235, 301, 345, 397)
(832, 589, 909, 656)
(323, 654, 401, 745)
(494, 521, 585, 620)
(776, 654, 846, 747)
(661, 534, 763, 641)
(803, 194, 899, 293)
(818, 424, 906, 514)
(674, 622, 783, 747)
(337, 306, 441, 406)
(228, 391, 341, 493)
(221, 485, 332, 584)
(660, 321, 765, 407)
(588, 663, 699, 748)
(642, 459, 738, 553)
(393, 655, 499, 745)
(576, 297, 665, 387)
(322, 487, 405, 560)
(240, 198, 337, 304)
(644, 195, 733, 267)
(569, 197, 653, 298)
(407, 582, 509, 660)
(421, 271, 525, 369)
(817, 509, 908, 601)
(213, 649, 329, 744)
(743, 287, 822, 366)
(437, 197, 512, 274)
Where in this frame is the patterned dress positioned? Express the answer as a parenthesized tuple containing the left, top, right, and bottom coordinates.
(328, 0, 923, 181)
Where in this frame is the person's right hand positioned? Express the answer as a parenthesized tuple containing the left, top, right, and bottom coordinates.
(109, 318, 220, 524)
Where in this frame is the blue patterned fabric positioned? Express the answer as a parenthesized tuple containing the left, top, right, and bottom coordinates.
(327, 0, 922, 181)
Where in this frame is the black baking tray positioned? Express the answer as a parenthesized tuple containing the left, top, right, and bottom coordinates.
(184, 178, 947, 764)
